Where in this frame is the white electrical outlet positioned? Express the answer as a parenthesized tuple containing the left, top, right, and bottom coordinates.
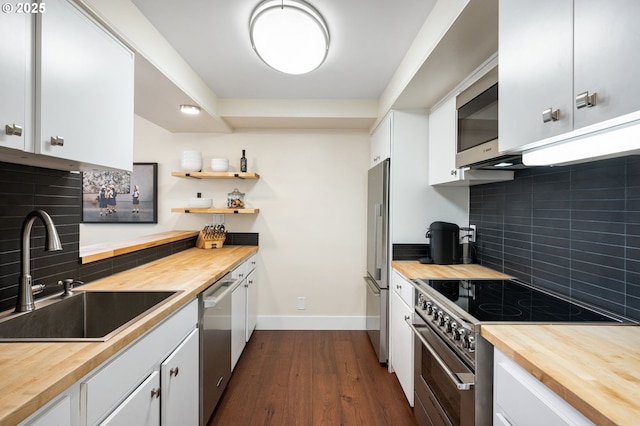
(297, 297, 306, 310)
(469, 224, 476, 242)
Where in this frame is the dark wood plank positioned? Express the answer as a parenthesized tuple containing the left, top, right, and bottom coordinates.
(209, 330, 417, 426)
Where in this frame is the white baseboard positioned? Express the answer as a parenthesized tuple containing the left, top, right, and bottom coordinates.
(257, 315, 366, 330)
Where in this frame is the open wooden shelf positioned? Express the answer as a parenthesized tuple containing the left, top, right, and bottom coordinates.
(171, 171, 260, 179)
(171, 208, 260, 214)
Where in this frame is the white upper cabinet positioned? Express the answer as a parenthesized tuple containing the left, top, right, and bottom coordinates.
(573, 0, 640, 129)
(0, 13, 30, 151)
(429, 92, 513, 186)
(370, 114, 391, 169)
(499, 0, 640, 153)
(35, 0, 134, 171)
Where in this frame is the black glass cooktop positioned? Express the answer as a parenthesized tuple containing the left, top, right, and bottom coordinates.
(424, 279, 621, 323)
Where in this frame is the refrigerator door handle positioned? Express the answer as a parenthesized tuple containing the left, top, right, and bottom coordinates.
(374, 203, 382, 279)
(363, 275, 381, 296)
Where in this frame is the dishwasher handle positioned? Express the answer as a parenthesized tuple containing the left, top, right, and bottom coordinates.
(203, 278, 241, 308)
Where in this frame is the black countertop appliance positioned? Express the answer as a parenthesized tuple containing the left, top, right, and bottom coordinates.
(425, 221, 460, 265)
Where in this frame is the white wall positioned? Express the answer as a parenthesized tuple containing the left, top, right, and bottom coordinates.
(81, 115, 370, 328)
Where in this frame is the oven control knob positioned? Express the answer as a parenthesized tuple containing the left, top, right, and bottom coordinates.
(425, 301, 432, 313)
(454, 328, 465, 341)
(463, 334, 476, 352)
(433, 309, 441, 322)
(448, 321, 457, 334)
(440, 315, 449, 327)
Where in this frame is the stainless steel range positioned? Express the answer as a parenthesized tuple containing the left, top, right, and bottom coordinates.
(408, 278, 634, 426)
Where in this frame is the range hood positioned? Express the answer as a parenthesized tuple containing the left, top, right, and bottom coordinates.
(523, 112, 640, 167)
(468, 154, 525, 170)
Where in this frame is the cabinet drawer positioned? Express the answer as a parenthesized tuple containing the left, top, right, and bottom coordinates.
(246, 254, 258, 274)
(81, 299, 197, 425)
(391, 269, 414, 307)
(494, 349, 593, 426)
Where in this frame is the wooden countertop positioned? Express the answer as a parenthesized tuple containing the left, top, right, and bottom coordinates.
(391, 260, 512, 280)
(0, 245, 257, 425)
(482, 324, 640, 426)
(79, 230, 199, 264)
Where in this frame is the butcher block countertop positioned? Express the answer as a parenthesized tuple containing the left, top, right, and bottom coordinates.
(0, 245, 257, 425)
(391, 260, 512, 280)
(79, 230, 199, 264)
(482, 324, 640, 426)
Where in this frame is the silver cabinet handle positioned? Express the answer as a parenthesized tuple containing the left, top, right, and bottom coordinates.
(170, 367, 179, 377)
(542, 108, 560, 123)
(406, 319, 475, 390)
(451, 169, 457, 176)
(50, 136, 64, 146)
(150, 388, 161, 399)
(5, 124, 23, 136)
(576, 91, 597, 109)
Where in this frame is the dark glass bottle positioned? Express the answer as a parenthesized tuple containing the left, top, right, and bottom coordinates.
(240, 149, 247, 172)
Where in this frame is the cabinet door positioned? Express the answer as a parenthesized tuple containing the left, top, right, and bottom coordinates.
(161, 328, 199, 426)
(494, 349, 593, 426)
(0, 12, 29, 151)
(574, 0, 640, 129)
(36, 0, 134, 170)
(231, 281, 247, 370)
(428, 96, 461, 185)
(246, 269, 257, 342)
(499, 0, 574, 152)
(25, 395, 71, 426)
(389, 288, 414, 406)
(370, 113, 391, 168)
(100, 371, 160, 426)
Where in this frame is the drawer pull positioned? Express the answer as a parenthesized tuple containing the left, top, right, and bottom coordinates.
(170, 367, 179, 377)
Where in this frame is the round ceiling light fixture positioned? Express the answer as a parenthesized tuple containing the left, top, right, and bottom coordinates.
(249, 0, 330, 75)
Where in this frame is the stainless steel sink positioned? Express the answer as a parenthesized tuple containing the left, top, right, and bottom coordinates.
(0, 290, 182, 342)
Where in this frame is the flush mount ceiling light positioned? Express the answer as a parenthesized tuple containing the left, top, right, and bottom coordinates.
(180, 104, 201, 115)
(249, 0, 330, 75)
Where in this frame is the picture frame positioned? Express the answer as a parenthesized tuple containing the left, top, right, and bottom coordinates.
(81, 162, 158, 223)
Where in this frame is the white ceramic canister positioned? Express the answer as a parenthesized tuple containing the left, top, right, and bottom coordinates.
(181, 150, 202, 172)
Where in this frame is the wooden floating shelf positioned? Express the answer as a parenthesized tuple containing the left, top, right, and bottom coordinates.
(171, 208, 260, 214)
(172, 171, 260, 179)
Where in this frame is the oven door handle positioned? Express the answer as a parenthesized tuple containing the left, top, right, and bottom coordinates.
(406, 319, 475, 391)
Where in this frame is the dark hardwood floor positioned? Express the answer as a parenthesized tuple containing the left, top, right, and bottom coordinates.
(208, 330, 417, 426)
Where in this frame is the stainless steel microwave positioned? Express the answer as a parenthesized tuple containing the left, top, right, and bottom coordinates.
(455, 66, 509, 169)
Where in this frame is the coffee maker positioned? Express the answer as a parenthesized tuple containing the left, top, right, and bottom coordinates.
(421, 221, 460, 265)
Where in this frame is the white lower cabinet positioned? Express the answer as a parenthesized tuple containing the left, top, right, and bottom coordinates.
(100, 371, 160, 426)
(23, 394, 72, 426)
(389, 269, 414, 406)
(81, 299, 198, 425)
(494, 348, 593, 425)
(232, 254, 259, 370)
(161, 328, 199, 426)
(231, 280, 247, 370)
(246, 269, 257, 342)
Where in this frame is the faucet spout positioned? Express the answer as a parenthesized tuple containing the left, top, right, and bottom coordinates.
(15, 209, 63, 312)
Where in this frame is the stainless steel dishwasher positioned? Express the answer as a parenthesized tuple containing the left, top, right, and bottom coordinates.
(199, 272, 240, 425)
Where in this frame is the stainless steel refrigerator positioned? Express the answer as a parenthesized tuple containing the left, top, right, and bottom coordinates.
(364, 158, 389, 364)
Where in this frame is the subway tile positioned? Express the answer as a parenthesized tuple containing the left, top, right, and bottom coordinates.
(470, 156, 640, 320)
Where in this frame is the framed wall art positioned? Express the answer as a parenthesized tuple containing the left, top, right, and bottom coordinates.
(81, 162, 158, 223)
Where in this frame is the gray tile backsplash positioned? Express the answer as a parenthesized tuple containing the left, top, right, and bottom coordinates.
(470, 155, 640, 320)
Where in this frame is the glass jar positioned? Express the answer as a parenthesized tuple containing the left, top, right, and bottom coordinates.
(227, 188, 245, 209)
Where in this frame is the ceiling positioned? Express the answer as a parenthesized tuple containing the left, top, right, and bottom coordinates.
(130, 0, 436, 100)
(84, 0, 498, 132)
